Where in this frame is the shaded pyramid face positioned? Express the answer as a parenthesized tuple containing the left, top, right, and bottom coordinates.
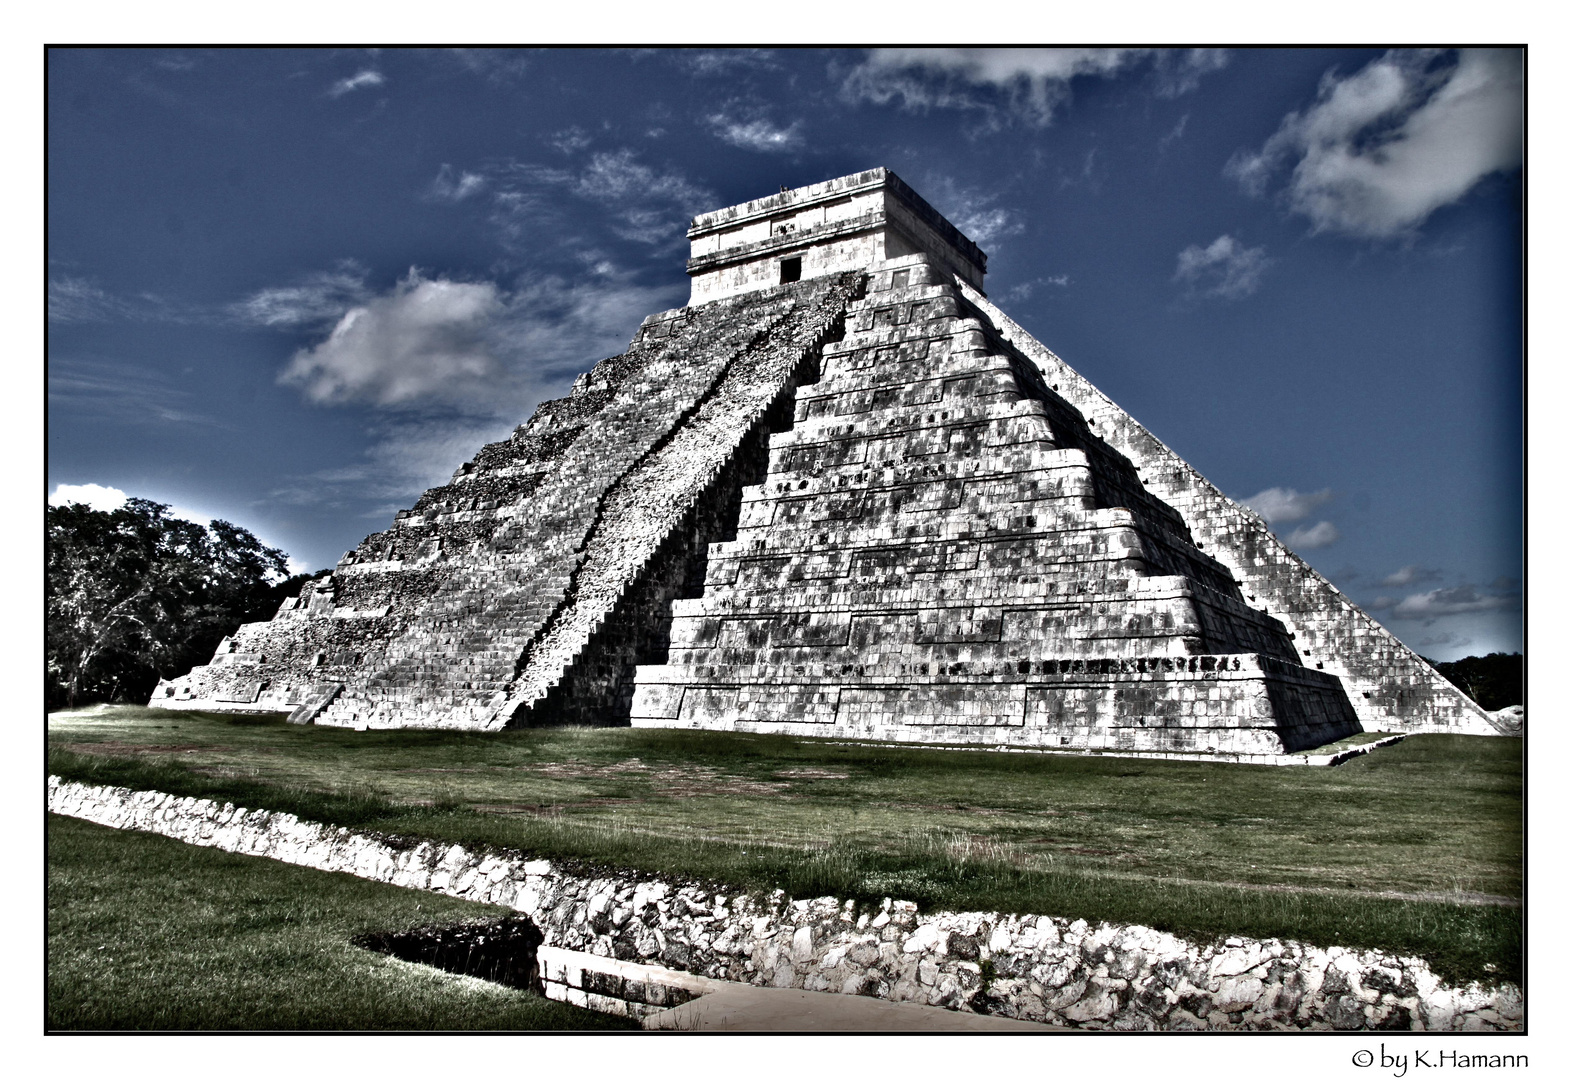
(152, 168, 1507, 748)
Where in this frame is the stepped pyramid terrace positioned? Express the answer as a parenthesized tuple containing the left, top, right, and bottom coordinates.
(152, 168, 1511, 753)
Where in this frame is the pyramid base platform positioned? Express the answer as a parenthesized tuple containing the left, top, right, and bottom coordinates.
(631, 653, 1360, 757)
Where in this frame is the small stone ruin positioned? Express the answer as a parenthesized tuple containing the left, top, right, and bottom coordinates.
(152, 168, 1509, 753)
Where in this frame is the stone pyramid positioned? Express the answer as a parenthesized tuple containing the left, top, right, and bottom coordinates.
(153, 168, 1510, 750)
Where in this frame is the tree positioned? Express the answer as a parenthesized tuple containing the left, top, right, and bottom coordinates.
(46, 498, 295, 708)
(1421, 652, 1524, 712)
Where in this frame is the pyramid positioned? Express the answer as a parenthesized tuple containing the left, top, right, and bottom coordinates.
(153, 168, 1510, 749)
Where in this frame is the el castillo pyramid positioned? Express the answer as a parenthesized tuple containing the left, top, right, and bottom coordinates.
(152, 168, 1511, 753)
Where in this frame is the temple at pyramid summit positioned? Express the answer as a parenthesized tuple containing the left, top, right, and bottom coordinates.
(152, 168, 1513, 752)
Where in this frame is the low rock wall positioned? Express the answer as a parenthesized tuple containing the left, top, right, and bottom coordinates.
(47, 777, 1521, 1031)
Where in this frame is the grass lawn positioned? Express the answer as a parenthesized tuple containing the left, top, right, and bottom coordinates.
(48, 705, 1522, 988)
(47, 812, 638, 1030)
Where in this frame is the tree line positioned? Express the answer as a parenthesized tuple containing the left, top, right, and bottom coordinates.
(47, 497, 317, 709)
(1422, 652, 1523, 713)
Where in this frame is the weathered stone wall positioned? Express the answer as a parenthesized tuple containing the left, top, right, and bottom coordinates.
(954, 280, 1503, 737)
(48, 777, 1522, 1031)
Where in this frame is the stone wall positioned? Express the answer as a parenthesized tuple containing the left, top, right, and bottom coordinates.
(48, 777, 1522, 1031)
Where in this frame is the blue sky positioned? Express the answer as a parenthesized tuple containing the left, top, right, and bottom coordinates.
(46, 47, 1523, 661)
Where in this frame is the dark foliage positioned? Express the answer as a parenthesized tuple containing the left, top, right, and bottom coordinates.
(46, 497, 305, 707)
(1422, 653, 1523, 712)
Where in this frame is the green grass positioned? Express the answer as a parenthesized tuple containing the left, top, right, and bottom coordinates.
(48, 705, 1523, 988)
(47, 812, 638, 1031)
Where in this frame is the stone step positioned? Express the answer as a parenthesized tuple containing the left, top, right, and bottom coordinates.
(771, 397, 1051, 448)
(796, 352, 1019, 402)
(670, 576, 1198, 616)
(752, 449, 1088, 493)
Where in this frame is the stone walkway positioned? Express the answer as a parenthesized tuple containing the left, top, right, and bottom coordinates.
(643, 983, 1052, 1032)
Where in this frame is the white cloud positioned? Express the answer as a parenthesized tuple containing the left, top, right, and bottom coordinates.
(1413, 630, 1469, 650)
(844, 48, 1221, 126)
(952, 207, 1023, 247)
(550, 127, 592, 154)
(506, 267, 681, 365)
(1381, 584, 1520, 621)
(574, 149, 710, 207)
(1241, 487, 1334, 525)
(678, 50, 778, 77)
(429, 164, 487, 202)
(1154, 49, 1229, 98)
(49, 483, 128, 512)
(49, 277, 134, 322)
(48, 277, 193, 324)
(445, 49, 529, 82)
(233, 263, 371, 328)
(1226, 48, 1522, 238)
(55, 264, 386, 335)
(913, 174, 1025, 251)
(1003, 275, 1071, 302)
(1382, 564, 1443, 587)
(708, 112, 803, 154)
(273, 259, 685, 415)
(48, 358, 219, 426)
(329, 70, 385, 97)
(279, 270, 506, 408)
(1174, 235, 1270, 299)
(489, 150, 714, 246)
(1284, 521, 1341, 549)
